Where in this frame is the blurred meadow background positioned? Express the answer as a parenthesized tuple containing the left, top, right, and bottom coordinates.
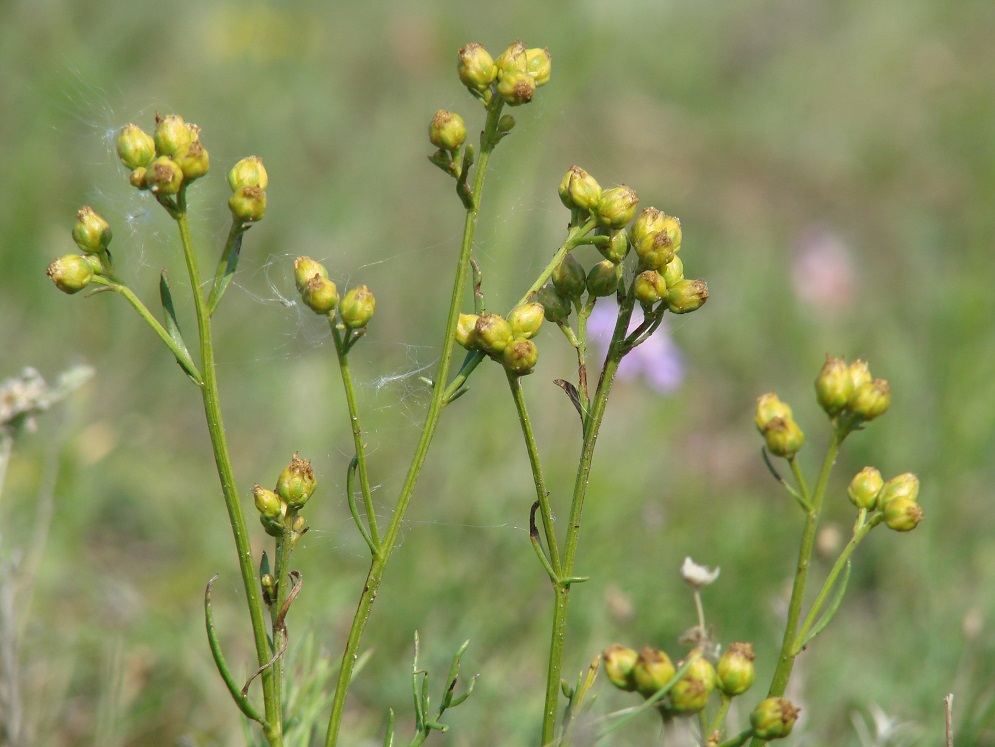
(2, 0, 994, 744)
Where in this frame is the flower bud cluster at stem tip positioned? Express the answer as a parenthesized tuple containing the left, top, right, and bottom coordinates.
(456, 40, 551, 105)
(115, 114, 211, 196)
(815, 356, 891, 423)
(456, 303, 544, 376)
(254, 453, 316, 537)
(755, 393, 804, 458)
(293, 256, 376, 330)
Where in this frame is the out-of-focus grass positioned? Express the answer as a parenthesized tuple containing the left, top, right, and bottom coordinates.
(2, 0, 994, 745)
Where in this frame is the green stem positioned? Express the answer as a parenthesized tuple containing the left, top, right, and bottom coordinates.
(332, 325, 380, 549)
(540, 291, 637, 745)
(793, 512, 882, 650)
(173, 191, 282, 746)
(748, 431, 844, 747)
(506, 371, 560, 577)
(323, 102, 505, 747)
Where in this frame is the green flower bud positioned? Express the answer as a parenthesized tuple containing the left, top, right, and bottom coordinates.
(666, 279, 708, 314)
(763, 416, 805, 458)
(849, 379, 891, 421)
(635, 230, 677, 271)
(293, 256, 329, 293)
(457, 43, 497, 91)
(662, 255, 684, 288)
(116, 124, 156, 169)
(260, 513, 284, 537)
(275, 454, 317, 509)
(629, 208, 665, 249)
(600, 230, 629, 264)
(552, 254, 587, 300)
(750, 697, 799, 740)
(229, 185, 267, 222)
(429, 109, 466, 151)
(129, 167, 148, 190)
(173, 140, 210, 182)
(632, 646, 677, 697)
(716, 642, 756, 696)
(558, 166, 602, 213)
(595, 186, 639, 229)
(83, 252, 108, 276)
(153, 113, 192, 157)
(876, 472, 919, 510)
(507, 303, 545, 340)
(496, 70, 536, 106)
(498, 114, 516, 133)
(586, 260, 618, 297)
(494, 41, 528, 75)
(848, 359, 872, 390)
(340, 285, 376, 329)
(536, 284, 571, 323)
(525, 47, 551, 86)
(848, 466, 884, 510)
(602, 644, 639, 692)
(260, 573, 276, 604)
(815, 356, 854, 416)
(253, 484, 284, 519)
(46, 254, 93, 294)
(502, 337, 539, 375)
(883, 495, 925, 532)
(668, 654, 716, 714)
(475, 313, 514, 355)
(634, 270, 667, 306)
(146, 155, 184, 196)
(72, 207, 112, 254)
(456, 313, 482, 350)
(755, 393, 793, 432)
(301, 275, 339, 315)
(228, 156, 269, 191)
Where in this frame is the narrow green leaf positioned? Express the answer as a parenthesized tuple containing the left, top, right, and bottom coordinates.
(158, 270, 200, 381)
(207, 229, 245, 316)
(798, 560, 853, 652)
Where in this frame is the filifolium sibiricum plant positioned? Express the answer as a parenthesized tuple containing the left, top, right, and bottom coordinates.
(45, 39, 922, 747)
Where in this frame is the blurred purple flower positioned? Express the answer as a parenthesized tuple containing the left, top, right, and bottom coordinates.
(586, 302, 685, 393)
(791, 226, 856, 313)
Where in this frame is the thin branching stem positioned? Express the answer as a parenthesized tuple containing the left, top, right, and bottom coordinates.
(324, 101, 506, 747)
(173, 189, 282, 745)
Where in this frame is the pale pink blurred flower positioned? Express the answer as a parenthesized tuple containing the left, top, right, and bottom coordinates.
(586, 302, 685, 393)
(791, 226, 856, 313)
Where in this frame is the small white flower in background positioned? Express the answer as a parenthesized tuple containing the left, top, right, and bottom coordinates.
(1, 365, 93, 436)
(586, 303, 685, 393)
(681, 556, 720, 588)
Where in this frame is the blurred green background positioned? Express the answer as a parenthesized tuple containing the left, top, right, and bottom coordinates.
(2, 0, 994, 745)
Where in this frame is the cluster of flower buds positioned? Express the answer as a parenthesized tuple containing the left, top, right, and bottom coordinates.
(293, 256, 376, 329)
(456, 41, 551, 106)
(47, 206, 115, 294)
(455, 303, 544, 376)
(253, 453, 317, 538)
(848, 467, 924, 531)
(603, 642, 758, 717)
(117, 114, 210, 196)
(227, 155, 268, 223)
(549, 166, 708, 318)
(814, 356, 891, 423)
(755, 392, 805, 459)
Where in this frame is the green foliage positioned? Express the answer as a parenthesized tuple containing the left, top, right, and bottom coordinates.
(3, 2, 995, 746)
